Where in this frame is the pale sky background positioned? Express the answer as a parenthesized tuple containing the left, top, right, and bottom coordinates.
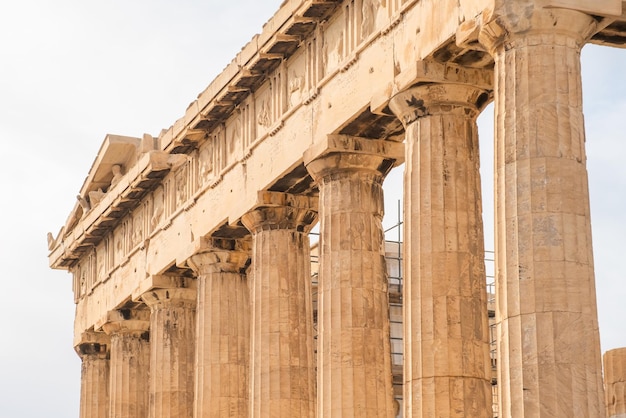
(0, 1, 624, 417)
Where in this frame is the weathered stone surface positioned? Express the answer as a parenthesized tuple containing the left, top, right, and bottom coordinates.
(48, 1, 626, 416)
(604, 348, 626, 418)
(479, 7, 606, 418)
(75, 332, 110, 418)
(390, 83, 492, 418)
(102, 311, 151, 418)
(305, 136, 402, 418)
(142, 286, 196, 418)
(242, 191, 318, 418)
(187, 239, 250, 418)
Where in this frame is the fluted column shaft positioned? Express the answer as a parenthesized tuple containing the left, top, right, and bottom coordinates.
(604, 348, 626, 418)
(76, 334, 110, 418)
(188, 239, 250, 418)
(305, 135, 402, 418)
(102, 311, 151, 418)
(241, 191, 318, 418)
(142, 286, 197, 418)
(390, 84, 492, 418)
(480, 7, 605, 417)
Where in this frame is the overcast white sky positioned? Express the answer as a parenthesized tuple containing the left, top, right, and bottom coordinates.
(0, 1, 624, 417)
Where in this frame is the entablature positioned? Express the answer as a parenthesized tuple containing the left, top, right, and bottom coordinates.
(161, 0, 344, 155)
(49, 147, 187, 270)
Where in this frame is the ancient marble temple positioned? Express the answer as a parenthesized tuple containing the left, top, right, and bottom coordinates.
(49, 1, 626, 417)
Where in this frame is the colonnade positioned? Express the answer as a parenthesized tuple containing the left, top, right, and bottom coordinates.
(73, 6, 613, 418)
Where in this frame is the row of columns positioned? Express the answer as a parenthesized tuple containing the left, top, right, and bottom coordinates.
(76, 137, 402, 418)
(78, 315, 626, 418)
(74, 6, 614, 418)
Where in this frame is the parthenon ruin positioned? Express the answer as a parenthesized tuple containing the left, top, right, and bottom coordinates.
(49, 1, 626, 417)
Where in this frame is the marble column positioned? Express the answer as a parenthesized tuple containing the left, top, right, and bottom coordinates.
(75, 332, 110, 418)
(187, 238, 250, 418)
(241, 191, 318, 418)
(479, 7, 605, 417)
(304, 135, 402, 418)
(604, 348, 626, 418)
(142, 284, 197, 418)
(389, 83, 492, 417)
(102, 309, 151, 418)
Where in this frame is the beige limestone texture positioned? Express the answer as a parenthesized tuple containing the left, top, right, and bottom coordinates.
(305, 136, 402, 418)
(142, 287, 197, 418)
(242, 191, 318, 418)
(102, 311, 151, 418)
(605, 348, 626, 418)
(390, 83, 492, 418)
(48, 1, 626, 417)
(480, 7, 606, 418)
(187, 239, 250, 418)
(76, 333, 110, 418)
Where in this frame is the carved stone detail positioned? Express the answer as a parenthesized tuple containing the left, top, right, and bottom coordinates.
(241, 192, 318, 418)
(110, 164, 124, 190)
(362, 0, 379, 38)
(257, 99, 271, 128)
(102, 310, 150, 418)
(75, 333, 110, 418)
(142, 287, 196, 418)
(187, 238, 251, 417)
(288, 70, 303, 107)
(198, 141, 214, 183)
(477, 7, 605, 417)
(175, 164, 189, 208)
(390, 83, 493, 418)
(304, 137, 402, 417)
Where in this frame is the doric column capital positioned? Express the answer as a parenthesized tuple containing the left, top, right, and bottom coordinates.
(187, 236, 250, 275)
(472, 6, 598, 55)
(101, 309, 150, 336)
(75, 331, 110, 359)
(141, 287, 197, 310)
(241, 191, 318, 234)
(389, 83, 489, 126)
(304, 135, 403, 182)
